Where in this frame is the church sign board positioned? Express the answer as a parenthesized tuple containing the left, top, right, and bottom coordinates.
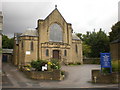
(100, 53, 112, 73)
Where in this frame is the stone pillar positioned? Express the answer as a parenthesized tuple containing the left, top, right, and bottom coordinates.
(38, 19, 44, 60)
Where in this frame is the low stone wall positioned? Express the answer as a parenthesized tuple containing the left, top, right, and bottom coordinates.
(83, 58, 100, 64)
(92, 69, 119, 84)
(23, 69, 61, 80)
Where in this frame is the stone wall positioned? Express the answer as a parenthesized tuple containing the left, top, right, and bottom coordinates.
(71, 40, 83, 64)
(23, 69, 61, 80)
(92, 70, 119, 84)
(13, 36, 38, 66)
(83, 58, 100, 64)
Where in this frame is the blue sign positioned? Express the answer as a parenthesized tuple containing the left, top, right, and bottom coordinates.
(100, 53, 112, 73)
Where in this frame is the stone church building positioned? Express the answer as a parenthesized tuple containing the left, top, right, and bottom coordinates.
(13, 7, 83, 66)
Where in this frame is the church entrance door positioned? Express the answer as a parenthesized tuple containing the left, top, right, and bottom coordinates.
(53, 50, 59, 60)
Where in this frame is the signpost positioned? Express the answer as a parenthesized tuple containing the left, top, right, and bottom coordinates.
(100, 53, 112, 73)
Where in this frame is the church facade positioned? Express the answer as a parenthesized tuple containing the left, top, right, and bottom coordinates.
(13, 7, 83, 66)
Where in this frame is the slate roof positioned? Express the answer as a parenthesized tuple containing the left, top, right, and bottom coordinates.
(21, 29, 38, 36)
(72, 33, 81, 40)
(20, 30, 80, 41)
(14, 33, 22, 44)
(111, 39, 120, 44)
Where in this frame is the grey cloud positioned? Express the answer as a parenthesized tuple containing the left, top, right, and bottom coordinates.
(2, 2, 55, 37)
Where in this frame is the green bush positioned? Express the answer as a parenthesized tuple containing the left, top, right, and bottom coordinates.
(31, 60, 47, 71)
(61, 71, 65, 75)
(112, 60, 120, 72)
(50, 59, 61, 69)
(102, 68, 111, 74)
(0, 48, 2, 54)
(30, 59, 61, 71)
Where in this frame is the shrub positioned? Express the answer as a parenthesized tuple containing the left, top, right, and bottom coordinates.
(50, 59, 61, 69)
(61, 71, 65, 75)
(24, 64, 31, 68)
(76, 62, 81, 65)
(30, 59, 61, 71)
(31, 60, 47, 71)
(102, 68, 111, 74)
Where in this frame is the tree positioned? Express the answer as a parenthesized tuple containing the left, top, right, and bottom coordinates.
(76, 33, 83, 40)
(2, 35, 14, 49)
(8, 38, 14, 49)
(82, 42, 91, 57)
(109, 21, 120, 42)
(0, 48, 2, 54)
(90, 29, 110, 57)
(76, 29, 110, 58)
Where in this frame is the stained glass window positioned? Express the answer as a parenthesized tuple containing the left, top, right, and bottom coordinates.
(49, 23, 63, 42)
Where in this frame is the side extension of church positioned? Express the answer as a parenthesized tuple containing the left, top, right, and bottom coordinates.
(13, 7, 83, 66)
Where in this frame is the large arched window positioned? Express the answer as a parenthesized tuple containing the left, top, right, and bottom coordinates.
(49, 23, 63, 42)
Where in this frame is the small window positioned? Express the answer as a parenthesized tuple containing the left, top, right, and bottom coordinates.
(46, 49, 49, 56)
(64, 50, 67, 56)
(21, 41, 24, 49)
(31, 41, 34, 51)
(75, 45, 78, 53)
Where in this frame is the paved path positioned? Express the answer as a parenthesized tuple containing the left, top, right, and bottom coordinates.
(2, 62, 119, 88)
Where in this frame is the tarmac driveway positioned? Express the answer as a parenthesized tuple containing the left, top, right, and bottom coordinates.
(2, 62, 119, 88)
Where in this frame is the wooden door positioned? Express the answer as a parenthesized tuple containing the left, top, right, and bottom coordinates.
(53, 50, 59, 59)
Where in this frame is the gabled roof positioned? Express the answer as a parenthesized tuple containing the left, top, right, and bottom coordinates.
(44, 7, 67, 23)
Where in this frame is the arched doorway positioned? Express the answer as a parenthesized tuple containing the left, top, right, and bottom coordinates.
(53, 50, 59, 59)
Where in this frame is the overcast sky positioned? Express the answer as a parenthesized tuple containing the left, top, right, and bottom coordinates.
(1, 0, 120, 37)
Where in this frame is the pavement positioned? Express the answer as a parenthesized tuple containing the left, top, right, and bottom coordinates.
(1, 62, 119, 89)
